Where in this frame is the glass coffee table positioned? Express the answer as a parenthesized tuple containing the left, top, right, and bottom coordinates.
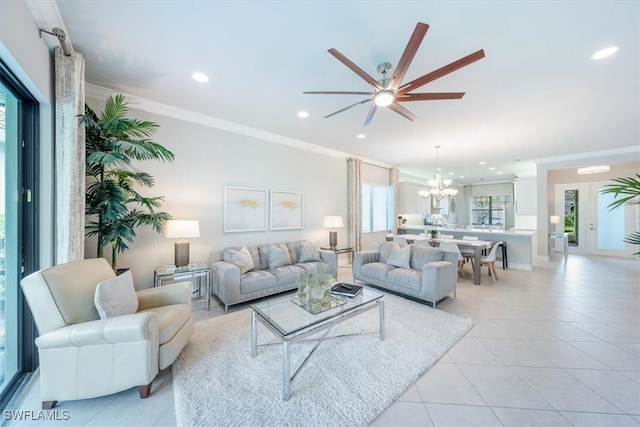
(250, 288, 385, 400)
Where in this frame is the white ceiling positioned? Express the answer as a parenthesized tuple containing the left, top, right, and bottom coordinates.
(48, 1, 639, 183)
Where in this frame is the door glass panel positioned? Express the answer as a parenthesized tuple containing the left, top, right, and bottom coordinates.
(564, 190, 578, 246)
(0, 82, 19, 393)
(597, 189, 625, 251)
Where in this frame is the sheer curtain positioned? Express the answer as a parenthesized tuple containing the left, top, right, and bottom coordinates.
(54, 47, 85, 264)
(348, 158, 362, 252)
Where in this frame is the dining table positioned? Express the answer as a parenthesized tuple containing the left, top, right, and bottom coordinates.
(429, 238, 492, 285)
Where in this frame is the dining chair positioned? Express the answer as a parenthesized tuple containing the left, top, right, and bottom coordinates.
(480, 242, 501, 284)
(460, 236, 478, 266)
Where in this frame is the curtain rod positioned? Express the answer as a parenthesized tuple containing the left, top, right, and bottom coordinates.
(39, 27, 74, 56)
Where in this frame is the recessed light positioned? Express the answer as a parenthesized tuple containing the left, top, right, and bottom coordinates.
(497, 171, 503, 175)
(489, 167, 495, 170)
(297, 111, 309, 118)
(449, 172, 455, 175)
(459, 176, 465, 179)
(357, 134, 366, 139)
(192, 72, 208, 83)
(591, 46, 619, 60)
(479, 161, 486, 165)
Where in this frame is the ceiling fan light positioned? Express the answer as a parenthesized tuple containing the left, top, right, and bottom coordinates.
(374, 90, 394, 107)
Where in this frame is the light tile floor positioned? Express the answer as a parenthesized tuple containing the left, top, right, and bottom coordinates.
(5, 253, 639, 427)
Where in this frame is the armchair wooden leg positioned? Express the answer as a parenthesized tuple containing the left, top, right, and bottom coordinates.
(42, 401, 57, 410)
(138, 383, 152, 399)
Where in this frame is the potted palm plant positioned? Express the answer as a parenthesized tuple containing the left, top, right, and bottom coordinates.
(83, 94, 175, 270)
(601, 173, 640, 256)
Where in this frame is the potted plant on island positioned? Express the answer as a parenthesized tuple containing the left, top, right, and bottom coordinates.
(83, 94, 175, 270)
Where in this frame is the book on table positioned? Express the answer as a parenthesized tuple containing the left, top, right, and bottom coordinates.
(331, 283, 362, 298)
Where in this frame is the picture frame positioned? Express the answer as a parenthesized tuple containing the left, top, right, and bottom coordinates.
(270, 190, 303, 230)
(224, 186, 268, 233)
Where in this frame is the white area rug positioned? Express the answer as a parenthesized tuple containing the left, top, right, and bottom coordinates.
(172, 293, 472, 427)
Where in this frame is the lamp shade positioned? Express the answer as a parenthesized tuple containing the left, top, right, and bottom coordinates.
(550, 216, 560, 224)
(166, 220, 200, 238)
(322, 216, 344, 229)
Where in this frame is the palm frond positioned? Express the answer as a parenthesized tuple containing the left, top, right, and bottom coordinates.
(601, 174, 640, 210)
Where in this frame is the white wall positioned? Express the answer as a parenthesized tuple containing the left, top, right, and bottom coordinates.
(0, 0, 55, 269)
(84, 98, 349, 288)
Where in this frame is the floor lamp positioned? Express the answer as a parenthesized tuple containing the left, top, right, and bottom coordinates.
(166, 220, 200, 267)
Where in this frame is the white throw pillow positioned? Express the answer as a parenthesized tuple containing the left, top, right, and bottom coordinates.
(268, 244, 291, 269)
(386, 244, 411, 269)
(94, 270, 139, 319)
(298, 241, 321, 262)
(225, 246, 255, 274)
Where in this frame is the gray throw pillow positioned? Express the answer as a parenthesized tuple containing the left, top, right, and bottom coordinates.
(410, 246, 444, 270)
(379, 242, 395, 263)
(268, 244, 292, 269)
(94, 270, 139, 319)
(224, 246, 255, 274)
(299, 241, 321, 262)
(386, 244, 411, 269)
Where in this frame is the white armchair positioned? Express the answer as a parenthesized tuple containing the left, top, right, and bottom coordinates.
(20, 258, 194, 409)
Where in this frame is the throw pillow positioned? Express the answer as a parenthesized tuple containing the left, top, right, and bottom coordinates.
(268, 244, 292, 269)
(410, 246, 444, 270)
(94, 270, 139, 319)
(378, 242, 395, 263)
(386, 243, 411, 269)
(298, 241, 321, 262)
(224, 246, 255, 274)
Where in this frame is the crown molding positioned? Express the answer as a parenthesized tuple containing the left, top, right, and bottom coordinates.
(533, 145, 640, 164)
(85, 84, 393, 168)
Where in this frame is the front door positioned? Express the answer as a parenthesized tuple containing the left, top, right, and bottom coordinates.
(554, 182, 637, 257)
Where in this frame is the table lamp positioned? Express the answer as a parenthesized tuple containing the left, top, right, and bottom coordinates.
(166, 220, 200, 267)
(322, 216, 344, 249)
(550, 215, 560, 232)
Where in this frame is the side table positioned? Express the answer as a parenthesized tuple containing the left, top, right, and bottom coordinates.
(548, 233, 569, 262)
(320, 246, 354, 264)
(154, 262, 211, 310)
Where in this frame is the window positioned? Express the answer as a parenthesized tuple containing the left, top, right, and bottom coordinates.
(471, 195, 512, 226)
(362, 183, 393, 232)
(0, 60, 39, 409)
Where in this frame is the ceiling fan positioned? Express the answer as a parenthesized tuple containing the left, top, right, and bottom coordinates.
(303, 22, 485, 127)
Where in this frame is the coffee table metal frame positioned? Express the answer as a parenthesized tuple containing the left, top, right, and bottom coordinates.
(250, 289, 385, 400)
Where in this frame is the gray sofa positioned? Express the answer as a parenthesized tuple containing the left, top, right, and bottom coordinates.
(211, 241, 337, 311)
(353, 242, 458, 308)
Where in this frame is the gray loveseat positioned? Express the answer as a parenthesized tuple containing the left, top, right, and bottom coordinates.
(353, 242, 457, 308)
(211, 241, 337, 311)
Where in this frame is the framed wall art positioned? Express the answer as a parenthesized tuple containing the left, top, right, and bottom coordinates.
(224, 186, 268, 233)
(270, 190, 303, 230)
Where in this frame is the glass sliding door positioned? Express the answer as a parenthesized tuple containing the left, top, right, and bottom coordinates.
(0, 62, 38, 408)
(0, 81, 19, 395)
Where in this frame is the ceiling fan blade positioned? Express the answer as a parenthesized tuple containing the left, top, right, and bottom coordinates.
(399, 49, 485, 95)
(363, 104, 378, 127)
(396, 92, 465, 102)
(389, 22, 429, 91)
(304, 91, 375, 95)
(328, 48, 384, 91)
(388, 103, 417, 121)
(324, 98, 373, 119)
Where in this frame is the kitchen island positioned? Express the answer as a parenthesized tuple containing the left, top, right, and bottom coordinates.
(398, 226, 537, 271)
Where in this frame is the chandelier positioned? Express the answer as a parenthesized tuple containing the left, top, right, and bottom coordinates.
(418, 146, 458, 201)
(473, 178, 489, 208)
